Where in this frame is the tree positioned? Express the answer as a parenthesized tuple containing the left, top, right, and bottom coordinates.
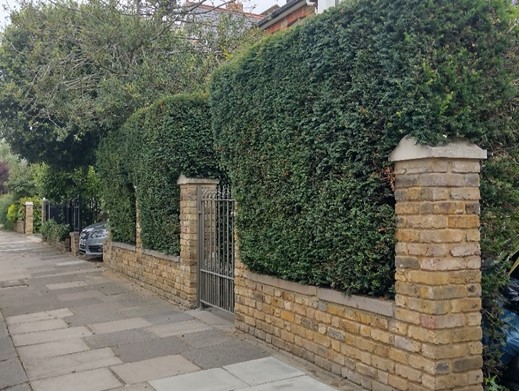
(0, 0, 261, 168)
(0, 161, 8, 194)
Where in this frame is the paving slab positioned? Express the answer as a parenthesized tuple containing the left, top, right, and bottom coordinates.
(85, 328, 157, 349)
(112, 335, 188, 363)
(147, 320, 212, 338)
(150, 367, 248, 391)
(89, 317, 153, 334)
(110, 354, 200, 384)
(180, 329, 234, 349)
(57, 290, 106, 302)
(142, 311, 193, 326)
(109, 384, 156, 391)
(1, 300, 67, 317)
(187, 309, 235, 331)
(33, 269, 102, 279)
(6, 308, 73, 325)
(58, 296, 105, 308)
(12, 326, 92, 347)
(0, 358, 28, 388)
(0, 336, 17, 361)
(117, 304, 178, 318)
(46, 281, 88, 290)
(55, 260, 87, 266)
(3, 383, 32, 391)
(95, 284, 131, 296)
(30, 368, 122, 391)
(224, 357, 304, 386)
(24, 347, 122, 380)
(8, 318, 68, 335)
(183, 339, 269, 369)
(0, 320, 8, 337)
(17, 338, 91, 361)
(239, 376, 338, 391)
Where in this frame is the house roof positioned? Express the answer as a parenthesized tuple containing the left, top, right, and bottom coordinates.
(257, 0, 314, 29)
(185, 2, 264, 21)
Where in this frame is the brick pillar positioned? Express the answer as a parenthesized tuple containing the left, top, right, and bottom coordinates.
(177, 174, 219, 308)
(390, 137, 486, 391)
(24, 202, 34, 235)
(70, 232, 80, 256)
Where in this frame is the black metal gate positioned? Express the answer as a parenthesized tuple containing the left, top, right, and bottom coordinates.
(197, 185, 235, 313)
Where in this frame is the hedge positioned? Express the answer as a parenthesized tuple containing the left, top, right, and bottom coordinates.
(41, 219, 71, 241)
(135, 94, 222, 254)
(211, 0, 518, 297)
(96, 109, 145, 244)
(97, 93, 222, 254)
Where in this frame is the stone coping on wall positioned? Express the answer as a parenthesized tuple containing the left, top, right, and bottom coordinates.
(142, 248, 180, 263)
(389, 136, 487, 162)
(177, 174, 220, 185)
(241, 269, 395, 318)
(111, 241, 181, 263)
(111, 241, 136, 252)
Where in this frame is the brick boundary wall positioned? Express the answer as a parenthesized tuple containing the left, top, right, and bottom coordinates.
(44, 237, 71, 253)
(103, 176, 218, 310)
(15, 220, 24, 234)
(103, 241, 194, 308)
(235, 137, 486, 391)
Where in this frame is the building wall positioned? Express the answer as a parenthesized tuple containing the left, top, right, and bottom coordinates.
(264, 4, 315, 34)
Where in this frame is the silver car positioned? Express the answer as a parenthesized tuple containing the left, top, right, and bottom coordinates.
(79, 222, 108, 257)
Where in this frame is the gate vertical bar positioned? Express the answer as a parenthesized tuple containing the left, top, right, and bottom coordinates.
(197, 185, 204, 307)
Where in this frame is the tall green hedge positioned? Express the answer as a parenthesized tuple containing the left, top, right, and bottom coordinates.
(97, 94, 222, 254)
(135, 94, 221, 254)
(97, 108, 145, 244)
(211, 0, 518, 297)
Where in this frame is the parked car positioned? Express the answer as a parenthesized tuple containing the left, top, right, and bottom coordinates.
(79, 222, 108, 257)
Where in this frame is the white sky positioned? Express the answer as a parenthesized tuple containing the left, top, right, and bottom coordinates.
(0, 0, 282, 29)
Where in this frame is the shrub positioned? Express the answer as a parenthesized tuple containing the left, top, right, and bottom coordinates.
(41, 219, 70, 241)
(0, 193, 14, 229)
(98, 93, 223, 254)
(96, 109, 144, 244)
(6, 203, 18, 223)
(134, 94, 222, 255)
(211, 0, 517, 379)
(17, 196, 42, 233)
(211, 0, 518, 294)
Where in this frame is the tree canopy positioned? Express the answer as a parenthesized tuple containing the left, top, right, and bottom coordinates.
(0, 0, 261, 168)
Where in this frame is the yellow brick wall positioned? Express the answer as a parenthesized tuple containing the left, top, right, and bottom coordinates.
(235, 140, 485, 391)
(235, 261, 396, 390)
(104, 242, 198, 309)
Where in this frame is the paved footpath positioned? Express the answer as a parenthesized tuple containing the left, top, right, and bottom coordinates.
(0, 230, 360, 391)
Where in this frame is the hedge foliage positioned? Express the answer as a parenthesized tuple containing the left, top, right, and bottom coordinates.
(0, 194, 14, 229)
(41, 219, 71, 241)
(97, 110, 142, 244)
(211, 0, 518, 296)
(97, 94, 222, 254)
(4, 196, 42, 232)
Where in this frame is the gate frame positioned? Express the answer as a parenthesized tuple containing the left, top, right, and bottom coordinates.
(197, 184, 236, 314)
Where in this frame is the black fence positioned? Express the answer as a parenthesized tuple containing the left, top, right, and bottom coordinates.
(43, 198, 101, 232)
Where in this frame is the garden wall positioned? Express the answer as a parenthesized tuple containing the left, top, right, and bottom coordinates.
(44, 236, 71, 253)
(235, 138, 486, 391)
(103, 176, 218, 309)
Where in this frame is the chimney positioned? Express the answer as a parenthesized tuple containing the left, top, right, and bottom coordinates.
(226, 0, 244, 12)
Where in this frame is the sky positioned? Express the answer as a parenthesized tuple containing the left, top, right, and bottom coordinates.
(0, 0, 282, 28)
